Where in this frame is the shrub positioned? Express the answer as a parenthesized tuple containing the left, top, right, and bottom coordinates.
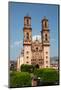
(10, 71, 31, 88)
(34, 68, 59, 85)
(21, 64, 34, 73)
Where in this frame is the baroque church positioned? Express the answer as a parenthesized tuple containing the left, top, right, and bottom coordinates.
(17, 16, 50, 71)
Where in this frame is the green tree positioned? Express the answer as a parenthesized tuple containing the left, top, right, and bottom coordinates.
(10, 71, 31, 88)
(21, 64, 34, 73)
(34, 68, 59, 85)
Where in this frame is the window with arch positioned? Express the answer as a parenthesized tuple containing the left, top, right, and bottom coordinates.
(46, 56, 48, 59)
(46, 66, 48, 68)
(45, 34, 48, 41)
(27, 19, 29, 25)
(26, 51, 29, 54)
(46, 51, 48, 54)
(36, 47, 38, 51)
(46, 61, 48, 63)
(26, 61, 29, 63)
(26, 56, 29, 59)
(43, 21, 47, 28)
(26, 33, 29, 39)
(45, 21, 47, 28)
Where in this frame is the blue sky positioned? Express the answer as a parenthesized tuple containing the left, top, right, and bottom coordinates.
(9, 2, 59, 60)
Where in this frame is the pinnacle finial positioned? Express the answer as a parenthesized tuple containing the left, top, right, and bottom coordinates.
(44, 16, 46, 18)
(43, 16, 48, 21)
(36, 36, 38, 41)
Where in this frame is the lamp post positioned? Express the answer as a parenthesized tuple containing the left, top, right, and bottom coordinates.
(37, 77, 42, 86)
(38, 77, 40, 80)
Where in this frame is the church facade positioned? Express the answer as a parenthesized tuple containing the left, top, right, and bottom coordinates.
(17, 16, 50, 71)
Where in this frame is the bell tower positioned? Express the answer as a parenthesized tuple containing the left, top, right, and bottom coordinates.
(23, 16, 32, 64)
(41, 17, 50, 68)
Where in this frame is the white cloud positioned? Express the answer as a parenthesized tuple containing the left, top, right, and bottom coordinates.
(50, 38, 56, 45)
(32, 35, 41, 42)
(10, 35, 41, 48)
(14, 40, 23, 46)
(10, 40, 23, 48)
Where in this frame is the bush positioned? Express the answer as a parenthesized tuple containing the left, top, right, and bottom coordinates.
(34, 68, 59, 85)
(10, 71, 31, 88)
(21, 64, 34, 73)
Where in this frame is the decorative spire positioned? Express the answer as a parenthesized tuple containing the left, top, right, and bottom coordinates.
(44, 16, 46, 19)
(43, 16, 48, 21)
(36, 36, 38, 41)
